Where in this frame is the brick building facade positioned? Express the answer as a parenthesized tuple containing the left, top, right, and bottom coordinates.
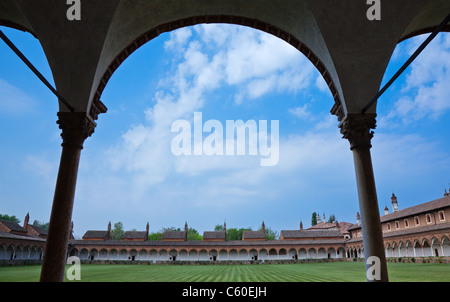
(1, 192, 450, 263)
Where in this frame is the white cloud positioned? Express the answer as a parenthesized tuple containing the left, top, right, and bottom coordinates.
(164, 27, 192, 51)
(0, 78, 36, 114)
(22, 154, 58, 185)
(104, 24, 323, 190)
(289, 104, 312, 120)
(384, 34, 450, 123)
(82, 24, 440, 230)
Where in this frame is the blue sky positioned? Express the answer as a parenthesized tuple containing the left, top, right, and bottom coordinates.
(0, 24, 449, 239)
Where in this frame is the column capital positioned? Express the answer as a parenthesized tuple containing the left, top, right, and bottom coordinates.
(339, 113, 377, 150)
(56, 112, 97, 149)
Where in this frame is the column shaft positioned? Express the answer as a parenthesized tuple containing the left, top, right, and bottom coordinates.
(40, 144, 82, 281)
(340, 113, 389, 282)
(352, 146, 389, 282)
(40, 112, 97, 282)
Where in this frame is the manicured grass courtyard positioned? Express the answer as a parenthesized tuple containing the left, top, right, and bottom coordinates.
(0, 262, 449, 282)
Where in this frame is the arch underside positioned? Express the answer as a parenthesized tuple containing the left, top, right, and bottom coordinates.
(0, 0, 448, 118)
(93, 15, 344, 120)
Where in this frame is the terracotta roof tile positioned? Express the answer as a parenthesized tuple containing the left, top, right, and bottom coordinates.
(381, 196, 450, 222)
(203, 231, 226, 240)
(242, 230, 265, 240)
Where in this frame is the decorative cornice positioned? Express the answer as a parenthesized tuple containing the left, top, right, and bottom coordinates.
(89, 99, 108, 121)
(339, 114, 377, 151)
(56, 112, 97, 149)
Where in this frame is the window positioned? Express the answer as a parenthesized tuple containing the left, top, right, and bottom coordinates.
(426, 214, 432, 224)
(404, 219, 409, 228)
(387, 223, 391, 231)
(414, 216, 420, 226)
(395, 221, 399, 229)
(438, 211, 445, 221)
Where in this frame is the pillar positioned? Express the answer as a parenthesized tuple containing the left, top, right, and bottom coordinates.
(339, 113, 389, 282)
(40, 112, 97, 282)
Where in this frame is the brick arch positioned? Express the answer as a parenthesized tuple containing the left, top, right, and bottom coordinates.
(92, 15, 344, 121)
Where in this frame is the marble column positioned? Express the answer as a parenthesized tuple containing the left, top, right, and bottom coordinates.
(339, 113, 389, 282)
(40, 112, 97, 282)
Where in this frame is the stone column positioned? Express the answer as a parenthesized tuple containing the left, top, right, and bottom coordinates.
(40, 112, 97, 282)
(339, 113, 389, 282)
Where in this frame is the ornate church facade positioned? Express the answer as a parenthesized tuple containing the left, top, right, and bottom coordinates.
(1, 192, 450, 263)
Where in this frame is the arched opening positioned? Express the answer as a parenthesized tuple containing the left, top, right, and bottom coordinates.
(238, 249, 248, 261)
(169, 249, 178, 261)
(139, 249, 148, 261)
(188, 249, 198, 261)
(80, 21, 345, 259)
(218, 249, 228, 261)
(307, 248, 316, 259)
(299, 248, 307, 260)
(99, 248, 109, 261)
(209, 249, 218, 261)
(249, 249, 258, 261)
(179, 249, 188, 261)
(259, 249, 268, 261)
(442, 236, 450, 257)
(109, 249, 118, 260)
(228, 249, 238, 261)
(198, 249, 208, 261)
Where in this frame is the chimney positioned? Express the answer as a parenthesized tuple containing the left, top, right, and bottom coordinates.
(23, 213, 29, 230)
(300, 221, 303, 230)
(356, 212, 361, 224)
(185, 221, 188, 241)
(261, 221, 265, 233)
(445, 189, 449, 197)
(384, 205, 389, 215)
(146, 222, 149, 239)
(391, 193, 398, 212)
(224, 220, 227, 232)
(107, 221, 111, 240)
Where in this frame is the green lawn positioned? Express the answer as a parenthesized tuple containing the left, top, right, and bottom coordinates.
(0, 262, 449, 282)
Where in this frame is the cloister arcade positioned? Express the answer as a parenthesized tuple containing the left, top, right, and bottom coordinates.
(347, 234, 450, 260)
(0, 244, 44, 261)
(68, 245, 347, 262)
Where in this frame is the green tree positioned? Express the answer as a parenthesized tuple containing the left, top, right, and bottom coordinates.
(311, 212, 318, 226)
(187, 228, 203, 241)
(226, 227, 251, 241)
(258, 226, 279, 240)
(110, 222, 124, 240)
(214, 224, 224, 231)
(0, 214, 20, 223)
(148, 232, 163, 241)
(32, 220, 49, 230)
(148, 227, 203, 241)
(327, 214, 336, 223)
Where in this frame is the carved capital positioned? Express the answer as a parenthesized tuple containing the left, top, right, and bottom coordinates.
(57, 112, 97, 149)
(339, 114, 377, 150)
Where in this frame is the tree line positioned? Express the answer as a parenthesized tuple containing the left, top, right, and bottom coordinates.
(0, 214, 49, 230)
(108, 222, 279, 241)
